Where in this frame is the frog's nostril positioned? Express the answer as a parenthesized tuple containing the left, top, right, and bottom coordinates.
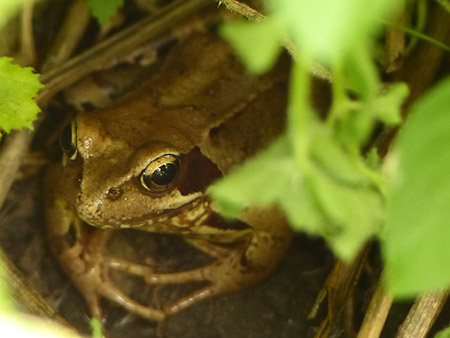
(106, 187, 122, 200)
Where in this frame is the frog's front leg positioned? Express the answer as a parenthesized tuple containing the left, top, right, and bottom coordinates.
(45, 166, 166, 322)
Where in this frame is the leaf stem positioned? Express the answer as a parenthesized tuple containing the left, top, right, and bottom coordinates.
(288, 53, 311, 171)
(327, 57, 347, 127)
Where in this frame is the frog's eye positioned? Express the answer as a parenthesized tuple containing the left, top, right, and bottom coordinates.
(140, 154, 180, 192)
(60, 119, 77, 159)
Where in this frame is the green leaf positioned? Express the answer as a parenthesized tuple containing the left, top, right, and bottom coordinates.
(210, 132, 383, 260)
(268, 0, 401, 62)
(0, 0, 35, 28)
(384, 75, 450, 297)
(209, 136, 293, 216)
(308, 168, 383, 259)
(336, 82, 408, 146)
(345, 43, 379, 100)
(0, 262, 14, 313)
(86, 0, 123, 26)
(90, 317, 102, 338)
(310, 125, 371, 185)
(220, 18, 282, 73)
(0, 57, 43, 134)
(370, 82, 409, 125)
(435, 326, 450, 338)
(209, 135, 325, 233)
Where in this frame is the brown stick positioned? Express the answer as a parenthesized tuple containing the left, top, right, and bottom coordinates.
(38, 0, 212, 104)
(40, 0, 91, 72)
(357, 276, 393, 338)
(396, 292, 448, 338)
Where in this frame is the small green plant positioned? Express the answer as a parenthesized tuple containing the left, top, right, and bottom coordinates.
(86, 0, 124, 26)
(0, 0, 43, 139)
(0, 57, 43, 138)
(213, 0, 406, 259)
(210, 0, 450, 298)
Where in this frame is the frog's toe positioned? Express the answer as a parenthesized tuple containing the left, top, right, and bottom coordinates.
(165, 287, 214, 314)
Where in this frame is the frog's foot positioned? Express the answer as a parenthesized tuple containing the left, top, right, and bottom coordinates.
(51, 229, 166, 322)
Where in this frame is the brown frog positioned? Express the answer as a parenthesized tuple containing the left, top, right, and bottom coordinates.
(45, 32, 292, 322)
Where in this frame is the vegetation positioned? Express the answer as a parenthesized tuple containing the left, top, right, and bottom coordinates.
(0, 0, 449, 336)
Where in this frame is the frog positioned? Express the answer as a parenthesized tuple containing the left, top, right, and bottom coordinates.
(45, 32, 293, 322)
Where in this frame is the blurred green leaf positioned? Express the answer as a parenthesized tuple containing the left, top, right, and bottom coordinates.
(435, 326, 450, 338)
(0, 314, 82, 337)
(86, 0, 123, 26)
(218, 0, 411, 264)
(267, 0, 400, 62)
(345, 44, 378, 100)
(91, 317, 102, 338)
(0, 57, 43, 134)
(220, 18, 282, 73)
(209, 135, 293, 216)
(366, 148, 381, 170)
(308, 167, 383, 259)
(210, 131, 383, 260)
(384, 75, 450, 297)
(310, 125, 371, 185)
(0, 0, 35, 28)
(370, 83, 409, 125)
(0, 263, 14, 313)
(337, 82, 407, 146)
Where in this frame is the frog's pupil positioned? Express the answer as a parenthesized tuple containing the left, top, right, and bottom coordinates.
(152, 163, 177, 186)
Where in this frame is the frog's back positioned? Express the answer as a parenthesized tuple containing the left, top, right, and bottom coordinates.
(90, 33, 289, 171)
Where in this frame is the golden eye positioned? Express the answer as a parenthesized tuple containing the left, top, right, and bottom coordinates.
(60, 119, 77, 159)
(140, 154, 180, 192)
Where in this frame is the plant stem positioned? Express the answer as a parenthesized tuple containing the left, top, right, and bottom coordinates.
(327, 57, 346, 127)
(288, 53, 311, 171)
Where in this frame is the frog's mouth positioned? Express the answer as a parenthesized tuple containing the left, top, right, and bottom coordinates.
(79, 194, 207, 232)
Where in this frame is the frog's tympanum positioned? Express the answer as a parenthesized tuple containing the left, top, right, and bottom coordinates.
(45, 33, 292, 321)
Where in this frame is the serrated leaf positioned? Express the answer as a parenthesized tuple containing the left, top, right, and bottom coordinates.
(209, 135, 328, 235)
(336, 82, 408, 146)
(210, 132, 383, 260)
(310, 125, 371, 185)
(220, 18, 282, 73)
(370, 82, 409, 125)
(0, 57, 43, 134)
(86, 0, 123, 26)
(384, 75, 450, 297)
(308, 168, 383, 259)
(209, 135, 293, 216)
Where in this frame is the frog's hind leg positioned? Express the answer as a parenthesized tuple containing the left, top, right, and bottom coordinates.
(106, 233, 288, 316)
(103, 241, 249, 313)
(101, 207, 292, 318)
(96, 279, 166, 321)
(163, 206, 293, 314)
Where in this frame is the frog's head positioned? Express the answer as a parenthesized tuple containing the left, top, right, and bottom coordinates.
(58, 97, 223, 232)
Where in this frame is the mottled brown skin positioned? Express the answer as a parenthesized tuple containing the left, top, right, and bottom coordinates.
(45, 33, 292, 322)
